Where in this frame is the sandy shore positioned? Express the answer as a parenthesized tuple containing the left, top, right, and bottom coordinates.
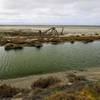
(0, 67, 100, 89)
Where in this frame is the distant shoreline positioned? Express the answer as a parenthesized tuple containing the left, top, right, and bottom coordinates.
(1, 26, 100, 50)
(0, 25, 100, 27)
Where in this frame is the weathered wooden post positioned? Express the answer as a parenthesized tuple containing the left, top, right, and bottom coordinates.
(61, 27, 64, 35)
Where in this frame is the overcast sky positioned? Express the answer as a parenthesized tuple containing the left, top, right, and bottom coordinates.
(0, 0, 100, 25)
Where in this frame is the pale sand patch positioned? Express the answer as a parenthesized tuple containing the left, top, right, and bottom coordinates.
(0, 67, 100, 89)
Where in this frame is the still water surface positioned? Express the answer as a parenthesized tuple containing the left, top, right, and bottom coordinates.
(0, 41, 100, 79)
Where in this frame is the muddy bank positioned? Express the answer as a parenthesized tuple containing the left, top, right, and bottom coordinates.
(0, 67, 100, 89)
(0, 67, 100, 100)
(0, 27, 100, 50)
(1, 34, 100, 48)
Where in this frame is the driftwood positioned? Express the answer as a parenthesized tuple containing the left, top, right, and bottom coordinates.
(0, 27, 64, 37)
(43, 27, 58, 35)
(61, 27, 64, 35)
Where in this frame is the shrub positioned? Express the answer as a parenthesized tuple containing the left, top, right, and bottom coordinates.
(45, 90, 95, 100)
(31, 76, 61, 89)
(67, 73, 87, 83)
(0, 84, 20, 98)
(92, 82, 100, 93)
(32, 88, 43, 95)
(89, 81, 100, 98)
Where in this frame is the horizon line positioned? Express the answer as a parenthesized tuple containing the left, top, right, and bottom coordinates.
(0, 24, 100, 26)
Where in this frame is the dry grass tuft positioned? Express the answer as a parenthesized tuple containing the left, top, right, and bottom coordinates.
(31, 76, 61, 89)
(45, 90, 95, 100)
(0, 84, 21, 98)
(67, 73, 87, 83)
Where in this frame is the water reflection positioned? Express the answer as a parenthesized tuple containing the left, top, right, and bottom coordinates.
(0, 41, 100, 79)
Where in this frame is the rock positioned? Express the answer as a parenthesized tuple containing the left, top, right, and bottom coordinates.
(27, 41, 43, 48)
(5, 43, 23, 51)
(70, 41, 74, 44)
(34, 43, 43, 48)
(82, 40, 94, 44)
(51, 41, 59, 45)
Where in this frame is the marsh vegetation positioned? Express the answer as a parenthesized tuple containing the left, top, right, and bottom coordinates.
(0, 75, 99, 100)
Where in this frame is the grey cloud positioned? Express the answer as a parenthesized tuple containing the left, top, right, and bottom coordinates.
(0, 0, 100, 24)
